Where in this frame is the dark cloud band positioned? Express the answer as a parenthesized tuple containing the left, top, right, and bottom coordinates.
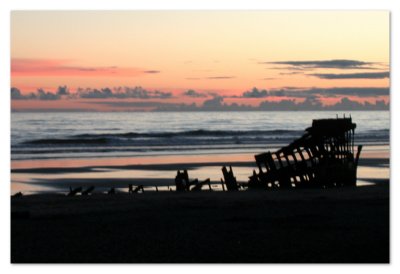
(238, 87, 389, 99)
(205, 76, 235, 79)
(11, 86, 172, 100)
(310, 72, 389, 79)
(263, 59, 379, 70)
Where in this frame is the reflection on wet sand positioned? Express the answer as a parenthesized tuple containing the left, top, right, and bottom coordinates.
(11, 146, 389, 195)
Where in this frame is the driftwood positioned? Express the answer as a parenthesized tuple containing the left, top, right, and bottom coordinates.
(81, 186, 95, 196)
(107, 187, 116, 195)
(67, 187, 82, 197)
(220, 179, 226, 191)
(175, 170, 211, 191)
(221, 166, 239, 191)
(175, 170, 197, 191)
(129, 184, 144, 194)
(191, 178, 212, 191)
(175, 170, 190, 191)
(12, 192, 23, 198)
(249, 117, 363, 189)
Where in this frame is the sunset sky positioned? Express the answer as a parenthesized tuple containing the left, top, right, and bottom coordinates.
(10, 11, 390, 111)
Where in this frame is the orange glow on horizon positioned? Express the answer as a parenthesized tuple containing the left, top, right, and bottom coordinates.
(11, 11, 389, 111)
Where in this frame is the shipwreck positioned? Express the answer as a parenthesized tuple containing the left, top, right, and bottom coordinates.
(247, 117, 363, 189)
(173, 116, 363, 192)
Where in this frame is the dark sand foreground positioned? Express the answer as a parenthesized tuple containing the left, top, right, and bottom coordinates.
(11, 183, 389, 263)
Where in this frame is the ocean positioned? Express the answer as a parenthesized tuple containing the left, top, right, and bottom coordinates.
(11, 111, 390, 162)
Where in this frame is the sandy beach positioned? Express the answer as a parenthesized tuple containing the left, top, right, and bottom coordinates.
(10, 145, 390, 263)
(11, 183, 389, 263)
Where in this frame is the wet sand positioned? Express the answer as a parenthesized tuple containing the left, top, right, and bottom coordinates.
(11, 183, 389, 263)
(11, 144, 390, 195)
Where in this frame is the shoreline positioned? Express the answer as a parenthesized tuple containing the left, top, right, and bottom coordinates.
(11, 157, 390, 174)
(11, 144, 390, 195)
(11, 143, 390, 170)
(11, 157, 389, 194)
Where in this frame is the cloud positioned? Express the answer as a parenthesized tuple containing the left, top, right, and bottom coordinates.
(11, 86, 173, 100)
(327, 97, 389, 111)
(261, 77, 277, 80)
(90, 101, 176, 108)
(258, 97, 388, 111)
(152, 90, 172, 99)
(78, 86, 172, 99)
(242, 87, 269, 98)
(11, 87, 64, 100)
(268, 90, 298, 97)
(279, 72, 303, 75)
(186, 76, 235, 80)
(269, 66, 315, 72)
(263, 59, 377, 70)
(329, 97, 362, 109)
(239, 87, 389, 98)
(37, 88, 61, 100)
(11, 84, 389, 109)
(205, 76, 235, 79)
(157, 96, 387, 111)
(185, 75, 235, 80)
(12, 86, 389, 111)
(11, 108, 95, 113)
(259, 99, 302, 110)
(143, 70, 161, 74)
(203, 96, 224, 108)
(306, 87, 389, 97)
(309, 71, 390, 79)
(91, 100, 207, 112)
(77, 88, 114, 99)
(11, 87, 25, 100)
(155, 97, 254, 111)
(183, 89, 207, 98)
(56, 85, 70, 95)
(14, 96, 389, 112)
(11, 58, 159, 77)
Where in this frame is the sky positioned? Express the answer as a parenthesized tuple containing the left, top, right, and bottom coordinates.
(10, 11, 390, 111)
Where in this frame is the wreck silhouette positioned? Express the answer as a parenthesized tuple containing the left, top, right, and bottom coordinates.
(57, 117, 364, 195)
(248, 117, 362, 189)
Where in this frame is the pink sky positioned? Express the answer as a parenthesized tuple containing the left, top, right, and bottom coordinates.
(11, 11, 389, 111)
